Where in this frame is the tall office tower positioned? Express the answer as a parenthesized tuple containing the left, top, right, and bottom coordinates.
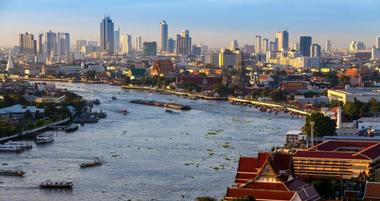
(121, 34, 132, 55)
(292, 42, 299, 51)
(57, 32, 70, 61)
(376, 36, 380, 49)
(311, 43, 321, 58)
(168, 37, 175, 53)
(262, 38, 269, 52)
(19, 32, 36, 54)
(135, 36, 142, 51)
(243, 44, 255, 55)
(349, 41, 366, 52)
(255, 35, 262, 53)
(114, 27, 120, 52)
(275, 30, 289, 52)
(192, 44, 201, 56)
(143, 41, 157, 57)
(218, 48, 242, 68)
(372, 46, 380, 60)
(38, 33, 43, 54)
(43, 31, 57, 57)
(100, 16, 114, 53)
(160, 20, 168, 52)
(77, 40, 87, 51)
(299, 36, 312, 57)
(176, 29, 192, 55)
(229, 39, 239, 50)
(325, 40, 332, 52)
(269, 41, 277, 52)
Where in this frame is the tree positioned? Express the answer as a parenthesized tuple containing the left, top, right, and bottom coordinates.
(85, 70, 97, 80)
(338, 76, 350, 86)
(270, 89, 287, 102)
(23, 109, 33, 120)
(343, 100, 369, 120)
(305, 113, 336, 136)
(213, 83, 231, 97)
(368, 98, 380, 113)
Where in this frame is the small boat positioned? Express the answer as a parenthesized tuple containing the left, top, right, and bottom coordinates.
(0, 169, 25, 177)
(92, 99, 101, 105)
(39, 180, 73, 189)
(120, 109, 128, 115)
(79, 158, 103, 168)
(0, 144, 24, 153)
(165, 109, 174, 113)
(65, 124, 79, 133)
(111, 96, 117, 100)
(35, 133, 55, 144)
(5, 141, 32, 149)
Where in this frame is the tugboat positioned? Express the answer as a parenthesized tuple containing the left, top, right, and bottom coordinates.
(35, 133, 55, 144)
(0, 169, 25, 177)
(39, 180, 73, 189)
(65, 124, 79, 133)
(79, 158, 103, 168)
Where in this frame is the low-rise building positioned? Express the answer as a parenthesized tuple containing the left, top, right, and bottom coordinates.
(327, 87, 380, 104)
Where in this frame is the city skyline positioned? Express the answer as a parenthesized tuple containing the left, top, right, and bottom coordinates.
(0, 0, 380, 48)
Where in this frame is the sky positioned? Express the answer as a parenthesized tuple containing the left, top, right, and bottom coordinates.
(0, 0, 379, 49)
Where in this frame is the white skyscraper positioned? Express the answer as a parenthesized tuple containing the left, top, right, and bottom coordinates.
(275, 30, 289, 52)
(376, 36, 380, 49)
(262, 38, 269, 52)
(230, 39, 239, 50)
(114, 27, 120, 52)
(135, 36, 142, 51)
(326, 40, 332, 52)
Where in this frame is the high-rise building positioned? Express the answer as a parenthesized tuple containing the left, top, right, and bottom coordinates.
(192, 44, 201, 56)
(243, 45, 255, 55)
(121, 34, 132, 55)
(114, 27, 120, 52)
(205, 52, 219, 66)
(135, 36, 142, 51)
(160, 20, 168, 52)
(19, 32, 36, 54)
(176, 30, 192, 55)
(326, 40, 332, 52)
(168, 37, 175, 53)
(371, 46, 380, 60)
(376, 36, 380, 49)
(300, 36, 312, 57)
(230, 39, 239, 50)
(143, 41, 157, 57)
(255, 35, 262, 53)
(275, 30, 289, 52)
(43, 31, 57, 57)
(219, 48, 242, 68)
(77, 40, 87, 51)
(269, 41, 277, 52)
(311, 43, 321, 58)
(100, 16, 114, 53)
(349, 41, 366, 52)
(38, 33, 43, 54)
(56, 32, 70, 61)
(262, 38, 269, 52)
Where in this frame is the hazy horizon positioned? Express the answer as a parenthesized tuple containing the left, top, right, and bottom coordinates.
(0, 0, 379, 49)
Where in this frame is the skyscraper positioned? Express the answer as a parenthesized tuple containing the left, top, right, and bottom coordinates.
(176, 30, 192, 55)
(121, 34, 132, 55)
(19, 32, 36, 54)
(143, 41, 157, 57)
(100, 16, 114, 53)
(300, 36, 312, 57)
(43, 31, 57, 57)
(114, 27, 120, 52)
(168, 37, 175, 53)
(376, 36, 380, 49)
(275, 30, 289, 52)
(325, 40, 332, 52)
(255, 35, 262, 53)
(77, 40, 87, 51)
(311, 43, 321, 58)
(230, 39, 239, 50)
(262, 38, 269, 52)
(56, 32, 70, 61)
(270, 41, 277, 52)
(38, 33, 43, 54)
(135, 36, 142, 51)
(160, 20, 168, 52)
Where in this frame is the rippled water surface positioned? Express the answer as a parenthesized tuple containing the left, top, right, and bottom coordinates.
(0, 83, 304, 201)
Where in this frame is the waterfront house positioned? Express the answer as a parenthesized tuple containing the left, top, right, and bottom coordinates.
(176, 76, 222, 91)
(224, 152, 321, 201)
(124, 68, 147, 80)
(0, 104, 44, 119)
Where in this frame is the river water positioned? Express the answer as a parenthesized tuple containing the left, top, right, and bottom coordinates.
(0, 83, 303, 201)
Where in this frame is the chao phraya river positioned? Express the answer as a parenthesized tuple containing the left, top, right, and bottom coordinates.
(0, 83, 303, 201)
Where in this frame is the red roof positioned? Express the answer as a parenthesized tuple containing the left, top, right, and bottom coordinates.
(237, 156, 259, 172)
(294, 150, 368, 160)
(226, 188, 296, 201)
(243, 182, 288, 191)
(364, 182, 380, 199)
(314, 140, 377, 151)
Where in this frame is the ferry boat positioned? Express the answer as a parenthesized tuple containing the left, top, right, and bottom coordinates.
(0, 144, 24, 153)
(79, 158, 103, 168)
(65, 124, 79, 133)
(0, 169, 25, 177)
(35, 133, 55, 144)
(39, 180, 73, 189)
(5, 141, 33, 149)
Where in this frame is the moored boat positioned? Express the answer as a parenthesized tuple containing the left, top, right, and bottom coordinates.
(0, 169, 25, 177)
(35, 133, 55, 144)
(65, 124, 79, 133)
(5, 141, 32, 149)
(0, 144, 24, 153)
(39, 180, 73, 189)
